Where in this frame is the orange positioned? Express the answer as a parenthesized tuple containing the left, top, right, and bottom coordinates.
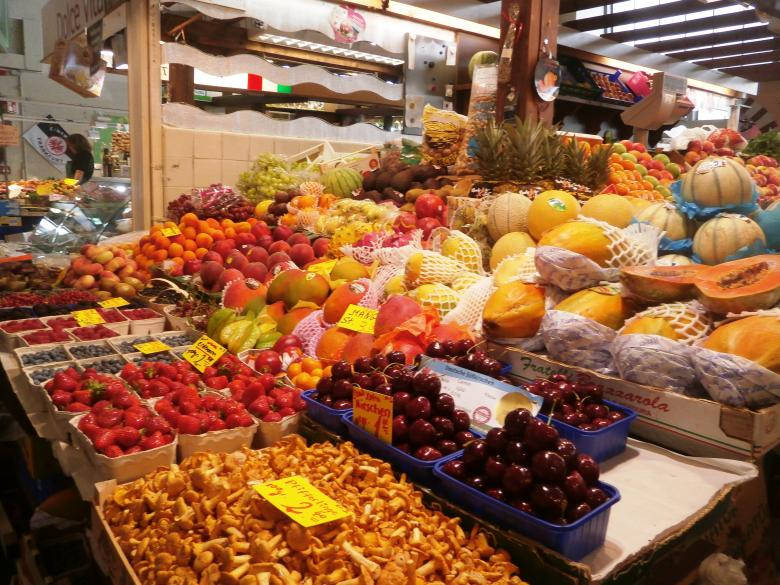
(221, 218, 235, 229)
(195, 247, 209, 259)
(181, 212, 199, 228)
(183, 239, 197, 252)
(235, 222, 251, 233)
(293, 372, 313, 390)
(182, 226, 197, 240)
(152, 249, 168, 262)
(170, 234, 186, 245)
(310, 368, 323, 378)
(153, 235, 171, 249)
(309, 376, 321, 388)
(281, 214, 297, 227)
(168, 243, 184, 257)
(139, 235, 151, 246)
(323, 365, 332, 378)
(224, 227, 236, 239)
(150, 224, 162, 234)
(171, 256, 184, 266)
(164, 220, 178, 229)
(195, 233, 213, 248)
(248, 218, 257, 226)
(198, 220, 210, 233)
(209, 229, 225, 241)
(287, 362, 303, 377)
(301, 357, 320, 373)
(182, 250, 197, 262)
(616, 184, 629, 196)
(641, 180, 654, 191)
(206, 218, 220, 228)
(142, 243, 155, 256)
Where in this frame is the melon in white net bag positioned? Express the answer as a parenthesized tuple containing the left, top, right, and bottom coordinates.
(432, 228, 486, 274)
(410, 283, 461, 317)
(611, 334, 696, 394)
(620, 301, 712, 344)
(405, 250, 471, 287)
(442, 275, 494, 333)
(452, 272, 483, 292)
(540, 309, 617, 374)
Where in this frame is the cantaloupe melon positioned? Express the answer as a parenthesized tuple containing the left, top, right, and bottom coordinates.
(702, 315, 780, 373)
(581, 194, 634, 228)
(692, 213, 766, 265)
(490, 232, 535, 270)
(487, 192, 533, 241)
(625, 196, 654, 215)
(537, 221, 612, 266)
(681, 157, 754, 208)
(527, 190, 581, 240)
(635, 201, 691, 241)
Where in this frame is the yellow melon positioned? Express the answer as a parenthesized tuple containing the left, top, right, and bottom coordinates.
(624, 196, 654, 215)
(581, 194, 634, 228)
(681, 157, 754, 208)
(555, 285, 631, 330)
(527, 190, 581, 240)
(635, 202, 691, 241)
(490, 232, 535, 270)
(487, 192, 533, 242)
(483, 282, 546, 338)
(537, 221, 612, 266)
(692, 213, 766, 265)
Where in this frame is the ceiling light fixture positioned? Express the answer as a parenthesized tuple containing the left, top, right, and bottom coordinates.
(255, 33, 404, 66)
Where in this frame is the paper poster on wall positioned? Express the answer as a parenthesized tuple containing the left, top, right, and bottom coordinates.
(329, 5, 365, 44)
(23, 118, 70, 173)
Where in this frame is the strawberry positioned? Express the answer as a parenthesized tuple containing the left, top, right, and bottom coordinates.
(258, 373, 275, 391)
(140, 431, 166, 450)
(208, 418, 227, 432)
(278, 406, 295, 418)
(204, 375, 228, 390)
(51, 390, 72, 407)
(292, 395, 306, 412)
(203, 366, 218, 378)
(103, 445, 124, 458)
(112, 389, 139, 409)
(149, 380, 170, 397)
(274, 392, 293, 410)
(120, 363, 140, 379)
(248, 396, 270, 418)
(262, 412, 283, 423)
(123, 409, 149, 429)
(115, 426, 141, 448)
(236, 412, 253, 427)
(53, 372, 77, 392)
(146, 416, 171, 434)
(177, 414, 202, 435)
(96, 408, 124, 428)
(71, 390, 93, 405)
(125, 445, 143, 455)
(94, 428, 117, 452)
(67, 402, 90, 412)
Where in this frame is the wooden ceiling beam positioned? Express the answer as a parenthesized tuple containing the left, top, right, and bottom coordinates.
(559, 0, 610, 15)
(564, 0, 734, 30)
(637, 23, 771, 53)
(694, 49, 780, 69)
(719, 61, 780, 82)
(603, 9, 759, 44)
(669, 37, 780, 62)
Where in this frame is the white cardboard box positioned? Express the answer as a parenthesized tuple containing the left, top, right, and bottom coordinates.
(488, 342, 780, 461)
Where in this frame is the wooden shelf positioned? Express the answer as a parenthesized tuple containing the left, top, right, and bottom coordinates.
(557, 94, 629, 111)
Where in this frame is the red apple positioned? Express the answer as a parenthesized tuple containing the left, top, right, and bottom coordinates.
(202, 251, 223, 265)
(268, 240, 291, 255)
(286, 233, 310, 247)
(254, 350, 282, 374)
(631, 142, 646, 153)
(273, 334, 302, 354)
(416, 217, 441, 239)
(183, 259, 202, 275)
(272, 226, 293, 242)
(246, 246, 269, 264)
(312, 238, 330, 258)
(415, 193, 445, 219)
(394, 211, 417, 233)
(257, 234, 273, 250)
(687, 139, 702, 152)
(251, 222, 271, 240)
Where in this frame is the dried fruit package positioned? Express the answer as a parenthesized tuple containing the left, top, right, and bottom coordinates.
(540, 309, 617, 374)
(421, 104, 468, 167)
(455, 64, 499, 174)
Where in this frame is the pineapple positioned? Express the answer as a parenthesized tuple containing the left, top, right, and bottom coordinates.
(473, 120, 508, 182)
(585, 143, 612, 190)
(561, 137, 589, 185)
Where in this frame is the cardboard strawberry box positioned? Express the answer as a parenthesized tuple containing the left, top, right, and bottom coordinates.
(488, 342, 780, 461)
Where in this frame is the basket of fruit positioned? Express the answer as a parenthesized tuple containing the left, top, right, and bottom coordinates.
(433, 407, 620, 559)
(0, 318, 50, 350)
(120, 307, 165, 334)
(21, 362, 77, 412)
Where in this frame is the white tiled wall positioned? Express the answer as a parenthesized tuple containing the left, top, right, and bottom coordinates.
(161, 126, 372, 208)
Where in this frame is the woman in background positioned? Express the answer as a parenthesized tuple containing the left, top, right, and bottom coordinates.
(66, 133, 94, 184)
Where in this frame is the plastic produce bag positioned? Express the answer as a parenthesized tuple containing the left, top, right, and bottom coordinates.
(663, 124, 719, 151)
(540, 310, 616, 374)
(691, 345, 780, 408)
(611, 334, 696, 394)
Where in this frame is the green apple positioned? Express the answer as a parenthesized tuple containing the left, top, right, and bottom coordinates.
(621, 152, 637, 163)
(665, 162, 681, 178)
(653, 153, 671, 165)
(611, 143, 627, 154)
(635, 164, 648, 176)
(645, 175, 660, 187)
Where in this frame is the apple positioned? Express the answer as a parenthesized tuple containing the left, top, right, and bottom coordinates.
(414, 193, 445, 219)
(702, 140, 716, 153)
(687, 139, 702, 152)
(254, 350, 282, 374)
(202, 251, 223, 265)
(416, 217, 441, 239)
(393, 211, 417, 233)
(273, 334, 302, 353)
(611, 142, 627, 154)
(665, 163, 681, 178)
(631, 142, 646, 153)
(653, 153, 670, 165)
(312, 238, 330, 258)
(183, 259, 201, 275)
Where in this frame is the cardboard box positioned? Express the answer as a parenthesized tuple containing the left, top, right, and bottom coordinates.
(488, 342, 780, 461)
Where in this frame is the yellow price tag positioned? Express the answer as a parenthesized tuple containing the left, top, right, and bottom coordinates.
(98, 297, 129, 308)
(161, 226, 182, 237)
(182, 335, 226, 373)
(134, 340, 171, 354)
(35, 183, 54, 195)
(252, 476, 351, 528)
(63, 178, 79, 186)
(337, 304, 377, 334)
(353, 387, 393, 444)
(71, 309, 105, 326)
(307, 259, 336, 276)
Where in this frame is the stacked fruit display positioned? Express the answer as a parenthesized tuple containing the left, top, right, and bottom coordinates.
(154, 388, 254, 434)
(237, 153, 313, 202)
(606, 141, 676, 200)
(61, 243, 150, 299)
(120, 360, 201, 398)
(166, 184, 254, 223)
(441, 407, 608, 524)
(745, 155, 780, 208)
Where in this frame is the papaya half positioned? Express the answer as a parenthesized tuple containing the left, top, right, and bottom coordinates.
(620, 264, 707, 303)
(694, 255, 780, 315)
(702, 315, 780, 373)
(555, 285, 632, 330)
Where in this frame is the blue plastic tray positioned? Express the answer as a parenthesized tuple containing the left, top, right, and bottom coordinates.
(544, 399, 636, 462)
(301, 389, 351, 434)
(342, 411, 482, 485)
(433, 453, 620, 559)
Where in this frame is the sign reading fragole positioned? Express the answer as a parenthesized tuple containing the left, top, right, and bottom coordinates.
(41, 0, 126, 59)
(422, 357, 543, 431)
(352, 387, 393, 443)
(252, 476, 350, 527)
(23, 120, 70, 173)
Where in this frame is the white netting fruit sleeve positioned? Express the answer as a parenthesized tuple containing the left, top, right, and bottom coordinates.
(291, 309, 329, 357)
(618, 301, 712, 344)
(431, 228, 486, 275)
(442, 275, 494, 332)
(405, 250, 471, 287)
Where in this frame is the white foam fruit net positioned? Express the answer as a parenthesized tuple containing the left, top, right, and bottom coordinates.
(296, 209, 321, 231)
(298, 181, 326, 197)
(361, 264, 405, 308)
(619, 301, 713, 344)
(291, 309, 329, 357)
(342, 230, 423, 266)
(431, 228, 486, 275)
(493, 249, 540, 285)
(452, 272, 483, 292)
(586, 217, 662, 269)
(405, 250, 472, 287)
(411, 283, 461, 317)
(442, 275, 494, 332)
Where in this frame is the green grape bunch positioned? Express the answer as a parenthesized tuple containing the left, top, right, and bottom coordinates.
(237, 153, 316, 202)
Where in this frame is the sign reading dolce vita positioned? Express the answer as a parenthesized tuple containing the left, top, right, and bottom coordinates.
(41, 0, 125, 59)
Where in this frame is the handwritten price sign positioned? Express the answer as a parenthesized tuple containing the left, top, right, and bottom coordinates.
(98, 297, 129, 308)
(182, 335, 226, 372)
(134, 340, 171, 354)
(71, 309, 105, 326)
(161, 225, 182, 237)
(337, 304, 377, 334)
(352, 387, 393, 443)
(252, 476, 350, 527)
